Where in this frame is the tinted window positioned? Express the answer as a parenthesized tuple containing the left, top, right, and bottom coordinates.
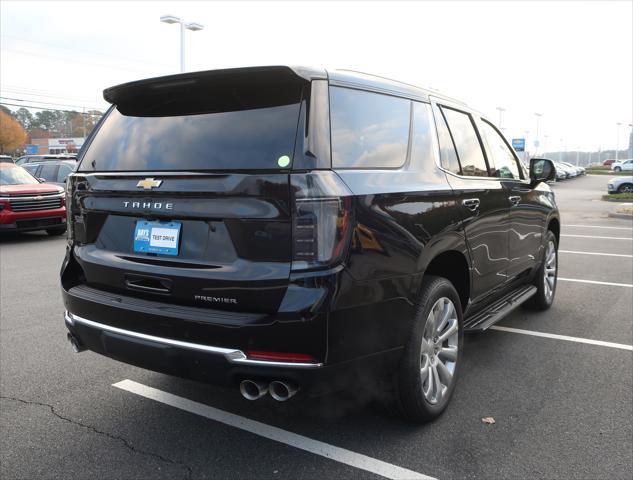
(479, 120, 521, 179)
(57, 164, 74, 182)
(39, 164, 58, 181)
(410, 102, 435, 167)
(79, 84, 302, 171)
(23, 164, 39, 175)
(441, 107, 489, 177)
(330, 87, 410, 169)
(433, 106, 461, 174)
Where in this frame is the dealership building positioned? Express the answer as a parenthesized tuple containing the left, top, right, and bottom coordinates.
(28, 137, 85, 155)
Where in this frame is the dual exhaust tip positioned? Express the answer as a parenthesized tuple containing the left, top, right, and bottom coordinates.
(240, 379, 298, 402)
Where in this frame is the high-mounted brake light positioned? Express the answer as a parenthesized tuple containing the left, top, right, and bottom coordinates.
(246, 350, 317, 363)
(290, 171, 353, 271)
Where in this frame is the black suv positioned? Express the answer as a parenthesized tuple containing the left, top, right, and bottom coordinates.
(61, 66, 559, 422)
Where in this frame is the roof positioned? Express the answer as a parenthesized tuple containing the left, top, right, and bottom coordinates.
(103, 65, 469, 108)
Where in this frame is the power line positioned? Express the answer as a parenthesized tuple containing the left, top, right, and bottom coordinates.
(1, 101, 103, 115)
(0, 96, 103, 111)
(1, 86, 103, 104)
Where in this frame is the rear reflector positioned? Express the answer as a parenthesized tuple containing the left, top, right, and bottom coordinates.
(246, 350, 317, 363)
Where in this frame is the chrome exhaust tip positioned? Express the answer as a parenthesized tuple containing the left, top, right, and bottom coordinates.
(239, 380, 268, 400)
(67, 333, 85, 353)
(269, 380, 298, 402)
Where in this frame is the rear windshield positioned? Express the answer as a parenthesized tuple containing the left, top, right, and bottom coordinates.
(79, 83, 303, 172)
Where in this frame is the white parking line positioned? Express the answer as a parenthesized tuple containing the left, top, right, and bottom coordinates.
(561, 234, 632, 240)
(566, 225, 632, 230)
(559, 250, 633, 258)
(490, 326, 633, 351)
(113, 379, 434, 480)
(559, 277, 633, 288)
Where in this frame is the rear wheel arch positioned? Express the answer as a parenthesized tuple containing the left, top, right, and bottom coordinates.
(422, 250, 470, 311)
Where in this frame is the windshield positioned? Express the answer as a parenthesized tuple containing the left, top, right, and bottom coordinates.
(0, 166, 40, 185)
(79, 81, 303, 172)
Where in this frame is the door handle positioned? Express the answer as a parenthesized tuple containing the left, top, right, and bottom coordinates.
(462, 198, 480, 211)
(508, 195, 521, 206)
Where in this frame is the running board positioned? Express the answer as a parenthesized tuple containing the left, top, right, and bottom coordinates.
(463, 285, 537, 332)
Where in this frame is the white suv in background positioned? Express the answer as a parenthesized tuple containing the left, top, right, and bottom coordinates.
(607, 176, 633, 194)
(611, 159, 633, 172)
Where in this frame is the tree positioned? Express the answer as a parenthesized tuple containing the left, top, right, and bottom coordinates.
(0, 111, 27, 154)
(33, 110, 59, 131)
(14, 108, 34, 130)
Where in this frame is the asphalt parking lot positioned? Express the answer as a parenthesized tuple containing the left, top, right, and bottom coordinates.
(1, 174, 631, 480)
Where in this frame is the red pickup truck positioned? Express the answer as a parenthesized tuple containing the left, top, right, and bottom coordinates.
(0, 162, 67, 235)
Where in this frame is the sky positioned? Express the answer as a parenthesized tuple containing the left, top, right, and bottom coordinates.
(1, 0, 631, 153)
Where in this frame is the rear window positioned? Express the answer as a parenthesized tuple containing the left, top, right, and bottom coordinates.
(79, 83, 303, 172)
(330, 87, 410, 169)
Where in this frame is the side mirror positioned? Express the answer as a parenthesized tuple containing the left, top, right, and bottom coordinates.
(38, 178, 47, 183)
(530, 158, 556, 185)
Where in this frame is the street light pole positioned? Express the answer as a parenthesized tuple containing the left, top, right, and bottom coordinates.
(160, 14, 204, 73)
(616, 122, 622, 161)
(534, 113, 543, 154)
(496, 107, 505, 129)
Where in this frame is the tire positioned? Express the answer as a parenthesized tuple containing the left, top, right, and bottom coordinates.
(391, 276, 464, 423)
(614, 167, 621, 172)
(46, 226, 67, 236)
(617, 183, 633, 193)
(524, 230, 558, 311)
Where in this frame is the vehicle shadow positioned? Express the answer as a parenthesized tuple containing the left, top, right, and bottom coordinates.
(0, 231, 65, 245)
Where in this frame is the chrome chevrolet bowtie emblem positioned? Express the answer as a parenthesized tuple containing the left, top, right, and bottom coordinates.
(136, 178, 162, 190)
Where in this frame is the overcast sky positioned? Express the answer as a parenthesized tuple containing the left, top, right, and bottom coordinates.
(1, 0, 631, 152)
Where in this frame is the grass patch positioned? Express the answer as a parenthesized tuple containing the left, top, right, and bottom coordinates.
(587, 169, 632, 175)
(602, 193, 633, 201)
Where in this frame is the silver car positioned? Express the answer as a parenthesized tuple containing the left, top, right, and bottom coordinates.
(607, 176, 633, 194)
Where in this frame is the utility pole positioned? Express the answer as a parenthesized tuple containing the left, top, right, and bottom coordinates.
(496, 107, 505, 129)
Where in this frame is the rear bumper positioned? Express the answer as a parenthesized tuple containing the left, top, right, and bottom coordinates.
(63, 309, 399, 396)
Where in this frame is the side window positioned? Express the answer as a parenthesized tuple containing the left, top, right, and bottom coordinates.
(479, 120, 521, 179)
(56, 164, 73, 183)
(39, 164, 58, 182)
(433, 105, 461, 174)
(410, 102, 434, 167)
(330, 87, 410, 169)
(441, 106, 489, 177)
(23, 164, 39, 175)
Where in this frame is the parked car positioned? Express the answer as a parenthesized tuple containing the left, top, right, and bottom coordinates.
(15, 154, 70, 165)
(553, 161, 575, 178)
(603, 159, 615, 166)
(0, 162, 66, 235)
(607, 176, 633, 194)
(611, 159, 633, 172)
(559, 161, 585, 176)
(22, 159, 76, 188)
(61, 66, 560, 423)
(0, 155, 14, 164)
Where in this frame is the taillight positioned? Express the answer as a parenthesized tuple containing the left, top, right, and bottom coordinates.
(290, 171, 353, 271)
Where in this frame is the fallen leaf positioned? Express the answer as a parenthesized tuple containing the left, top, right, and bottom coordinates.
(482, 416, 496, 424)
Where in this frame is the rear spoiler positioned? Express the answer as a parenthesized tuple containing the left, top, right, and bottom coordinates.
(103, 65, 327, 106)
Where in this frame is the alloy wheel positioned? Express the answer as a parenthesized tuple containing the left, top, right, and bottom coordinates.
(420, 297, 459, 405)
(544, 240, 557, 301)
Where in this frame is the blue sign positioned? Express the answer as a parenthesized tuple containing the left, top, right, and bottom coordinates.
(512, 138, 526, 152)
(133, 221, 181, 256)
(25, 144, 38, 154)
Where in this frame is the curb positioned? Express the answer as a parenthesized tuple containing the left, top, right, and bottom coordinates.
(608, 213, 633, 220)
